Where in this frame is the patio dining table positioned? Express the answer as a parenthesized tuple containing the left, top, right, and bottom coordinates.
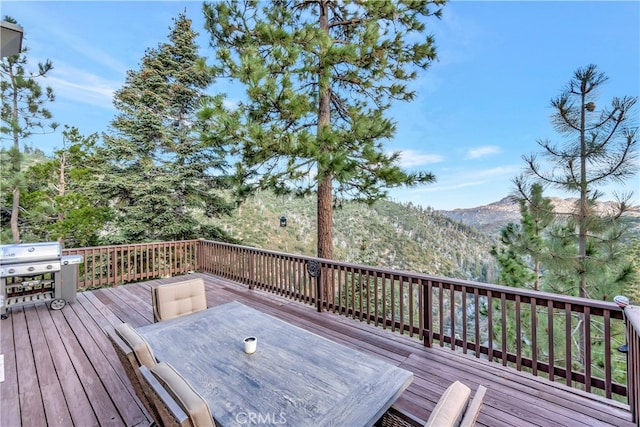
(136, 300, 413, 427)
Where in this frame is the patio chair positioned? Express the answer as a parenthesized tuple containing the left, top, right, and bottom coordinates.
(139, 362, 216, 427)
(152, 278, 207, 322)
(107, 323, 159, 424)
(377, 381, 487, 427)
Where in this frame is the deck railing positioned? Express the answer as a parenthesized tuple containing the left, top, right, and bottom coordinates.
(63, 240, 199, 288)
(64, 239, 634, 414)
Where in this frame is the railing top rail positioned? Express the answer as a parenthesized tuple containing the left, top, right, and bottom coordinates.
(63, 240, 201, 252)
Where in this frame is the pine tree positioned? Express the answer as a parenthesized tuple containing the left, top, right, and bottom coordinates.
(0, 16, 58, 242)
(200, 0, 444, 260)
(99, 13, 234, 243)
(491, 184, 555, 290)
(515, 64, 638, 368)
(515, 64, 638, 300)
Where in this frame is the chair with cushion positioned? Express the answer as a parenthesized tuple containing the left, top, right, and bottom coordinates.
(139, 362, 216, 427)
(152, 278, 208, 322)
(107, 323, 159, 424)
(377, 381, 487, 427)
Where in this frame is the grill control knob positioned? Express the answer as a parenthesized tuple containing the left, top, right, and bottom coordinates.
(8, 268, 15, 274)
(28, 266, 34, 272)
(47, 264, 52, 270)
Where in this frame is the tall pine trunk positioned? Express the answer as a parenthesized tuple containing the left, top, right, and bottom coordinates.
(577, 83, 588, 370)
(9, 65, 21, 243)
(316, 0, 333, 305)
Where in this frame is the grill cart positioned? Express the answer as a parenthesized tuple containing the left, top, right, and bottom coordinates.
(0, 242, 81, 319)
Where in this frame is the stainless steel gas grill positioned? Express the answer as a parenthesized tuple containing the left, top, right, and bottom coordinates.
(0, 241, 73, 319)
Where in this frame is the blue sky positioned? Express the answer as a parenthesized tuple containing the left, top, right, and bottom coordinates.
(2, 1, 639, 210)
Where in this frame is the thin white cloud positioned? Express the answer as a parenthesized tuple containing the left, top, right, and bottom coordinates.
(47, 64, 118, 109)
(473, 165, 520, 177)
(45, 25, 131, 76)
(397, 149, 445, 167)
(466, 145, 502, 159)
(407, 164, 520, 194)
(419, 180, 487, 193)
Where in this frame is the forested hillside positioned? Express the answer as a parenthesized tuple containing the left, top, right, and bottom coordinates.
(211, 192, 499, 283)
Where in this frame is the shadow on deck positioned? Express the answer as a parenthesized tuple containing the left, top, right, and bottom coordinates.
(0, 273, 633, 427)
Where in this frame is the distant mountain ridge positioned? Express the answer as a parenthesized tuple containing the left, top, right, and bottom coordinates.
(439, 197, 640, 236)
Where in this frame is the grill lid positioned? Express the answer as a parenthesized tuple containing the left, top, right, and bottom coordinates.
(0, 242, 62, 265)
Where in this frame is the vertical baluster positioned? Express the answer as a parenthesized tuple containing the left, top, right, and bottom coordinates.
(584, 307, 591, 393)
(604, 310, 612, 399)
(399, 276, 405, 334)
(358, 269, 364, 321)
(351, 267, 356, 318)
(408, 278, 414, 338)
(438, 282, 444, 348)
(381, 273, 387, 329)
(419, 279, 426, 343)
(462, 286, 468, 354)
(501, 294, 507, 366)
(474, 288, 480, 359)
(548, 300, 554, 382)
(516, 295, 522, 370)
(372, 273, 378, 327)
(531, 297, 538, 376)
(565, 303, 572, 387)
(487, 290, 494, 362)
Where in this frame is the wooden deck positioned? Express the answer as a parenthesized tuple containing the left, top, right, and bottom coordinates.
(0, 273, 634, 427)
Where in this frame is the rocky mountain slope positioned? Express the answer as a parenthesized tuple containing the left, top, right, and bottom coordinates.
(439, 197, 640, 237)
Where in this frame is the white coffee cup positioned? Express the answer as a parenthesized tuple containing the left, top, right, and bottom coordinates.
(243, 336, 257, 354)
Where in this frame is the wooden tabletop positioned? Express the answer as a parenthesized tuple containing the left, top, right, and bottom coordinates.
(137, 301, 413, 427)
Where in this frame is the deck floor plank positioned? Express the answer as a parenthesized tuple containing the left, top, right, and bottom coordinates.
(0, 272, 634, 427)
(68, 291, 149, 426)
(35, 302, 99, 427)
(25, 304, 74, 427)
(12, 307, 47, 426)
(0, 311, 21, 427)
(49, 306, 126, 426)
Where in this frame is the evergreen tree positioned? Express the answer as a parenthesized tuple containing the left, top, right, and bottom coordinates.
(20, 127, 111, 247)
(201, 0, 443, 260)
(515, 64, 638, 367)
(0, 16, 58, 242)
(99, 13, 234, 243)
(515, 64, 638, 300)
(491, 184, 555, 290)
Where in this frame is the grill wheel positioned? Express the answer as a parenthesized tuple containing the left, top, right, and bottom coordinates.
(49, 298, 66, 310)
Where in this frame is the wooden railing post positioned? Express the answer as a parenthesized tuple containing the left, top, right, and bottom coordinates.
(248, 249, 255, 290)
(625, 305, 640, 425)
(423, 279, 432, 347)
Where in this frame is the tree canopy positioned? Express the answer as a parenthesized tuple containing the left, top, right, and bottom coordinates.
(1, 15, 58, 242)
(97, 13, 235, 244)
(201, 0, 444, 259)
